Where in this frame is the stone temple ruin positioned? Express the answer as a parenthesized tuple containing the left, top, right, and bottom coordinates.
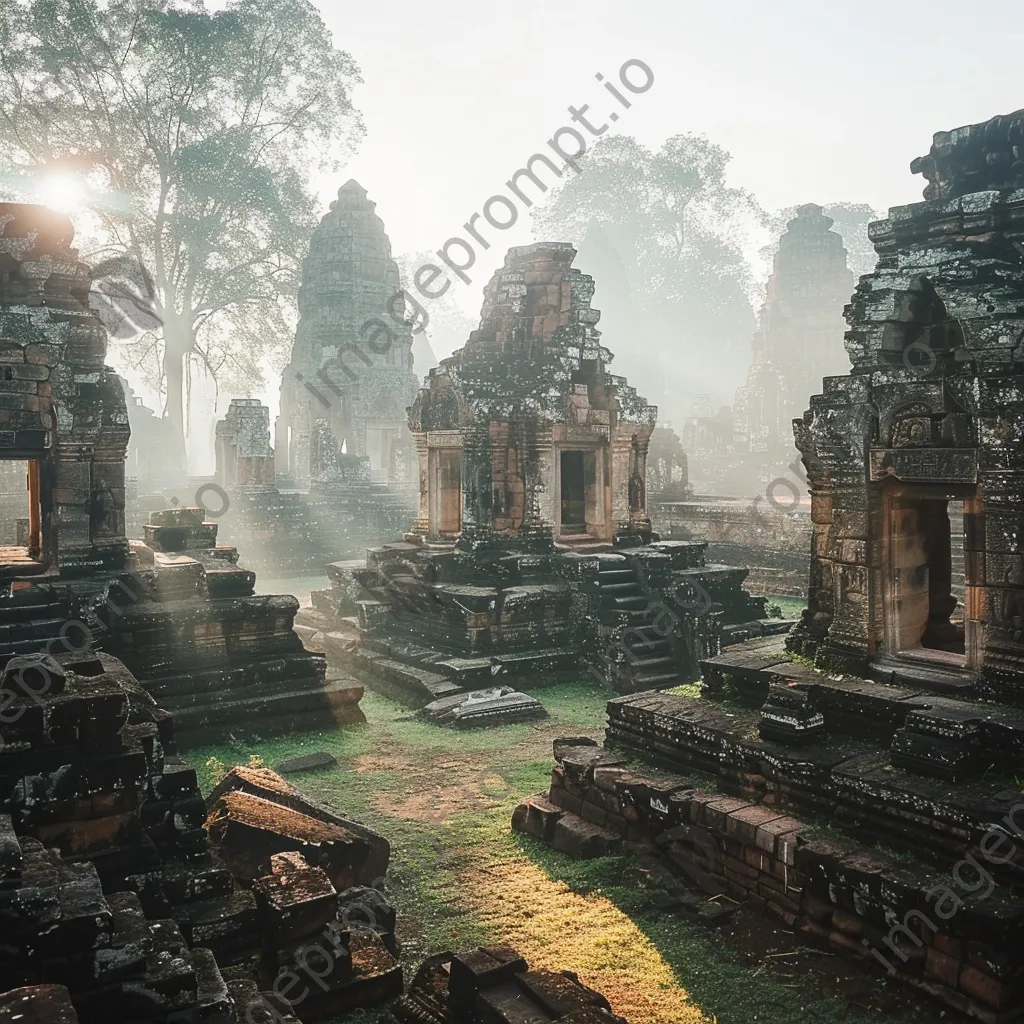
(0, 203, 350, 747)
(0, 201, 634, 1024)
(519, 110, 1024, 1022)
(732, 203, 855, 495)
(660, 204, 854, 602)
(308, 242, 776, 720)
(277, 179, 420, 490)
(208, 181, 420, 576)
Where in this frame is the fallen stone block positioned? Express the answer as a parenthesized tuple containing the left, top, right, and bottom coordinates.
(276, 752, 338, 775)
(253, 851, 339, 949)
(551, 813, 623, 860)
(420, 686, 547, 727)
(207, 790, 369, 890)
(0, 985, 79, 1024)
(207, 766, 389, 886)
(380, 945, 629, 1023)
(511, 794, 565, 843)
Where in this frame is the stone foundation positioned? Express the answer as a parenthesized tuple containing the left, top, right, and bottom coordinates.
(516, 737, 1024, 1022)
(304, 536, 779, 709)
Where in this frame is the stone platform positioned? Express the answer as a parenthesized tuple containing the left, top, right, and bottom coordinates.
(302, 537, 777, 711)
(517, 628, 1024, 1019)
(1, 507, 362, 747)
(515, 736, 1024, 1022)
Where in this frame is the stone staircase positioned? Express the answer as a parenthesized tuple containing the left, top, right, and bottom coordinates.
(592, 552, 689, 693)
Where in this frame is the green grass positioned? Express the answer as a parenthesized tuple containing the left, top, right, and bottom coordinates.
(187, 677, 936, 1024)
(766, 594, 807, 620)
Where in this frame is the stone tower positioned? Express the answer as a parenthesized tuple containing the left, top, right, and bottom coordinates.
(789, 109, 1024, 701)
(407, 242, 657, 549)
(276, 180, 419, 488)
(733, 205, 854, 483)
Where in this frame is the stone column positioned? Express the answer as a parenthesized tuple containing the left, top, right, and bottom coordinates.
(408, 431, 430, 538)
(610, 433, 633, 535)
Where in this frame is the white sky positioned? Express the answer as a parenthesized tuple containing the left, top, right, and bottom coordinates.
(314, 0, 1024, 326)
(172, 0, 1024, 471)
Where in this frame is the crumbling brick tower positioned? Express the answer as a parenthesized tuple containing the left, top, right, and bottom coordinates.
(408, 241, 657, 550)
(788, 109, 1024, 700)
(0, 204, 130, 578)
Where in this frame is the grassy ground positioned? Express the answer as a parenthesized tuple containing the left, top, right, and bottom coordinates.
(765, 594, 807, 620)
(189, 680, 948, 1024)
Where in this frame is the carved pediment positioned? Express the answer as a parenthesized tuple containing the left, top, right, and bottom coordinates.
(408, 373, 474, 433)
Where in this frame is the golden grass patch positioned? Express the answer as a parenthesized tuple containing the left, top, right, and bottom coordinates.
(459, 853, 707, 1024)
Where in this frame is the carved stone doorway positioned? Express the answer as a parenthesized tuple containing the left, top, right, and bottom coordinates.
(429, 447, 462, 537)
(556, 447, 608, 541)
(559, 451, 586, 533)
(882, 483, 975, 669)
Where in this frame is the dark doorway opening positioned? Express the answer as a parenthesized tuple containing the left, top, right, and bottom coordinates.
(886, 490, 966, 663)
(0, 458, 43, 570)
(560, 450, 586, 534)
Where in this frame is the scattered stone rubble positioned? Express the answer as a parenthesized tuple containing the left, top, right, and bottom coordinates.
(306, 244, 774, 712)
(381, 945, 630, 1024)
(0, 648, 399, 1021)
(518, 110, 1024, 1023)
(206, 765, 390, 891)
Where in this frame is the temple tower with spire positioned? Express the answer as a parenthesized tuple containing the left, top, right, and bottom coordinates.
(276, 180, 420, 488)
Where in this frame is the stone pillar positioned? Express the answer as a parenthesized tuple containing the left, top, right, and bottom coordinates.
(408, 431, 430, 538)
(610, 433, 633, 534)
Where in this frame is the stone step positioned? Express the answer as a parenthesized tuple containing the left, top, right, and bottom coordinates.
(342, 649, 463, 707)
(598, 581, 644, 594)
(628, 655, 676, 671)
(606, 689, 1024, 886)
(624, 636, 673, 656)
(629, 669, 684, 688)
(597, 569, 636, 583)
(165, 679, 366, 743)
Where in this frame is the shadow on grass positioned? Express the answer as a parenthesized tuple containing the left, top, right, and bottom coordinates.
(506, 827, 929, 1024)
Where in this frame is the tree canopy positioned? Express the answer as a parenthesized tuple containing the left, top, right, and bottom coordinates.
(0, 0, 364, 463)
(533, 134, 766, 423)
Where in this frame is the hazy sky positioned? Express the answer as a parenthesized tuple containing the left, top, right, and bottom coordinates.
(168, 0, 1024, 471)
(313, 0, 1023, 343)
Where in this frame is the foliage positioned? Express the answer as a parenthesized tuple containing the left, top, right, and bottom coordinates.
(0, 0, 364, 456)
(532, 134, 766, 418)
(203, 755, 228, 785)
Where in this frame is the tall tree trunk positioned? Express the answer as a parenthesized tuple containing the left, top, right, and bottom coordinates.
(161, 312, 192, 477)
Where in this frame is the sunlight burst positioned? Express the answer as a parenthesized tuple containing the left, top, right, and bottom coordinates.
(36, 172, 89, 214)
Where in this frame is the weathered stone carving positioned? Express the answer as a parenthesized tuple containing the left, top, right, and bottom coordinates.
(788, 114, 1024, 699)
